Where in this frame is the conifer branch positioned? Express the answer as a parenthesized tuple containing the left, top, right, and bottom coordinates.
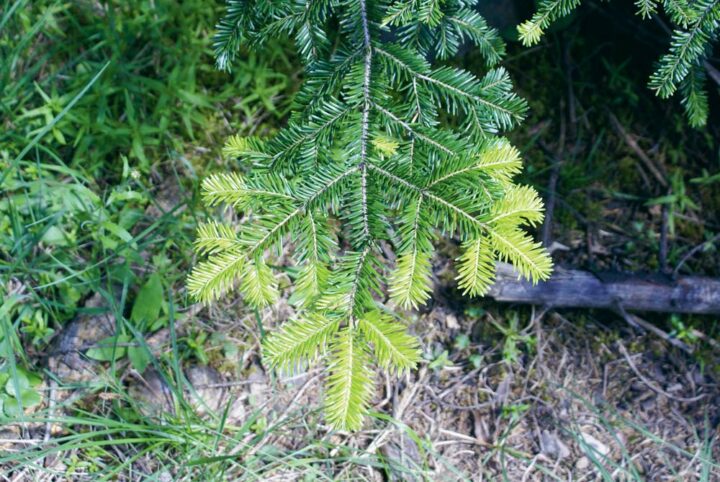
(520, 0, 719, 125)
(187, 252, 246, 303)
(293, 212, 332, 306)
(246, 208, 302, 256)
(263, 314, 340, 371)
(367, 163, 482, 230)
(374, 46, 526, 130)
(197, 0, 553, 430)
(298, 165, 359, 209)
(239, 257, 279, 307)
(372, 103, 456, 155)
(325, 326, 373, 431)
(345, 245, 372, 316)
(358, 0, 373, 242)
(446, 10, 505, 66)
(194, 222, 241, 255)
(486, 226, 552, 283)
(457, 236, 496, 296)
(649, 0, 720, 98)
(517, 0, 582, 46)
(358, 311, 421, 372)
(389, 197, 433, 309)
(270, 101, 355, 169)
(202, 173, 295, 209)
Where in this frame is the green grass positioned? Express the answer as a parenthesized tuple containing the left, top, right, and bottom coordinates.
(0, 0, 294, 351)
(0, 1, 306, 477)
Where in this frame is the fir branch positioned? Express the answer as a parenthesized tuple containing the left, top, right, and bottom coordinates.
(474, 139, 523, 184)
(446, 9, 505, 66)
(345, 245, 373, 315)
(263, 314, 340, 371)
(358, 311, 421, 372)
(198, 0, 553, 430)
(487, 185, 545, 227)
(372, 102, 456, 155)
(292, 208, 334, 306)
(680, 63, 710, 127)
(517, 0, 582, 46)
(187, 252, 246, 303)
(456, 236, 496, 296)
(269, 99, 355, 170)
(425, 139, 516, 188)
(383, 0, 417, 27)
(243, 208, 301, 255)
(486, 226, 553, 283)
(418, 0, 445, 27)
(389, 197, 434, 309)
(636, 0, 659, 18)
(325, 326, 374, 431)
(358, 0, 373, 242)
(649, 0, 720, 98)
(213, 0, 249, 71)
(202, 173, 295, 209)
(374, 46, 526, 131)
(239, 257, 279, 307)
(664, 0, 697, 27)
(297, 164, 360, 210)
(222, 135, 271, 163)
(519, 0, 719, 125)
(194, 222, 241, 256)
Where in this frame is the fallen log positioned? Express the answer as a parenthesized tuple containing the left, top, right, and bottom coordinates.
(487, 263, 720, 315)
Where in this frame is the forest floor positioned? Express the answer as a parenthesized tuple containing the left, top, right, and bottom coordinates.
(2, 172, 718, 480)
(2, 1, 719, 480)
(6, 233, 718, 480)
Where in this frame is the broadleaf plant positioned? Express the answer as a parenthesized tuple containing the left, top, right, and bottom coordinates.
(190, 0, 552, 431)
(518, 0, 720, 128)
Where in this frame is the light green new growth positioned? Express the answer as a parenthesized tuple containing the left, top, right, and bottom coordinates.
(191, 0, 552, 430)
(518, 0, 719, 127)
(517, 0, 581, 47)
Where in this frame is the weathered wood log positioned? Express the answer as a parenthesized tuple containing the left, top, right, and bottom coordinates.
(487, 263, 720, 315)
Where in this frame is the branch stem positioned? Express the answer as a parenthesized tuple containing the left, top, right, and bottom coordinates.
(359, 0, 373, 241)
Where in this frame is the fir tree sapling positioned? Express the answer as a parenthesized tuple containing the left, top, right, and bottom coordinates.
(190, 0, 552, 430)
(518, 0, 719, 127)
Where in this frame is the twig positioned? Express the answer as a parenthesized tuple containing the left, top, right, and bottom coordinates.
(234, 374, 320, 458)
(44, 379, 57, 444)
(704, 61, 720, 88)
(615, 303, 693, 354)
(659, 199, 670, 274)
(426, 385, 494, 411)
(532, 306, 549, 365)
(563, 37, 577, 139)
(189, 368, 317, 389)
(539, 37, 574, 250)
(0, 439, 43, 444)
(672, 233, 720, 277)
(540, 144, 562, 248)
(616, 341, 704, 403)
(366, 369, 426, 454)
(437, 427, 488, 446)
(538, 132, 564, 248)
(39, 378, 59, 469)
(608, 112, 667, 188)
